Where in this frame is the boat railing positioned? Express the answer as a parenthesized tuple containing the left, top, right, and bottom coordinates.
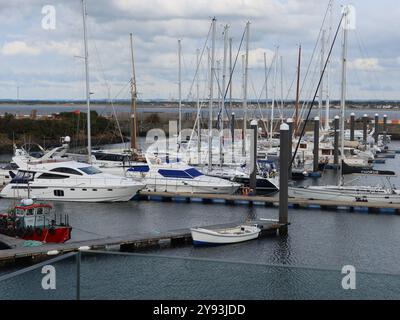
(1, 250, 400, 300)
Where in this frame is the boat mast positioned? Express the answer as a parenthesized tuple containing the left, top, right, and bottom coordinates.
(339, 9, 349, 187)
(319, 30, 325, 125)
(208, 18, 216, 172)
(325, 1, 333, 131)
(129, 33, 138, 152)
(270, 47, 278, 147)
(178, 39, 182, 140)
(294, 45, 301, 136)
(81, 0, 91, 164)
(196, 48, 201, 160)
(264, 52, 268, 133)
(242, 22, 250, 157)
(220, 25, 229, 168)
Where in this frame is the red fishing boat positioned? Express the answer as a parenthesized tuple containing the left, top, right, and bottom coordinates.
(0, 199, 72, 243)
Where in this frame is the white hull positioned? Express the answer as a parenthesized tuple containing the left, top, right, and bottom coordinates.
(289, 186, 400, 204)
(141, 179, 239, 194)
(191, 225, 260, 245)
(0, 183, 144, 202)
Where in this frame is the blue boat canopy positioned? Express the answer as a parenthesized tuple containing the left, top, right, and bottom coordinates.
(158, 168, 204, 179)
(127, 165, 150, 173)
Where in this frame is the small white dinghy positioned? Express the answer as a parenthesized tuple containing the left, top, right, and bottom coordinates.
(190, 225, 261, 246)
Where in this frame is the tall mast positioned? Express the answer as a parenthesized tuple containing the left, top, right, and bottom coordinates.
(196, 48, 201, 160)
(264, 52, 268, 109)
(229, 38, 233, 109)
(81, 0, 91, 164)
(325, 1, 334, 131)
(280, 55, 284, 118)
(295, 45, 301, 136)
(339, 9, 349, 187)
(270, 47, 278, 147)
(208, 18, 216, 172)
(319, 30, 326, 125)
(242, 21, 250, 157)
(220, 25, 229, 168)
(129, 33, 138, 151)
(178, 39, 182, 139)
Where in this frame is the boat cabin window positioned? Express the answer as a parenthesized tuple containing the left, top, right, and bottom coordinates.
(38, 173, 68, 179)
(51, 167, 83, 176)
(54, 190, 65, 197)
(321, 149, 331, 156)
(300, 143, 308, 149)
(158, 169, 192, 179)
(158, 168, 204, 179)
(79, 166, 102, 175)
(185, 168, 204, 178)
(11, 171, 35, 183)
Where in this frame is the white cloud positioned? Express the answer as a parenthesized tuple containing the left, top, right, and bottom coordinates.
(1, 41, 41, 56)
(349, 58, 382, 71)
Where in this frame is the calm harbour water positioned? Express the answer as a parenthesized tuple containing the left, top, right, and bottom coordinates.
(1, 142, 400, 299)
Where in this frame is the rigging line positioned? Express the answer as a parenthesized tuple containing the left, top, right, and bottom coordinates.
(185, 22, 213, 101)
(354, 30, 381, 100)
(222, 26, 247, 120)
(91, 39, 125, 147)
(290, 13, 344, 169)
(297, 0, 334, 115)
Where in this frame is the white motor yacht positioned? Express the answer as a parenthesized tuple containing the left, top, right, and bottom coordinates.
(0, 156, 145, 202)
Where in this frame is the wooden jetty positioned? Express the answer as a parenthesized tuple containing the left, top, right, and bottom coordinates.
(0, 220, 286, 265)
(136, 191, 400, 214)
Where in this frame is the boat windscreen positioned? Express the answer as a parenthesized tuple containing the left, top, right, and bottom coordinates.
(79, 166, 102, 175)
(185, 168, 203, 178)
(158, 169, 192, 179)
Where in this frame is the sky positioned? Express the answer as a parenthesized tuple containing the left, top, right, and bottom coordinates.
(0, 0, 399, 101)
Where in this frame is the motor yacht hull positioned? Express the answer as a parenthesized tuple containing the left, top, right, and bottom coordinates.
(0, 183, 144, 202)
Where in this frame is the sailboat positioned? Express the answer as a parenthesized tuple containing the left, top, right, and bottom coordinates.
(289, 6, 400, 204)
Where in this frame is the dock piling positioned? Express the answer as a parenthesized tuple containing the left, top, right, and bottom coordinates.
(350, 113, 355, 141)
(374, 113, 379, 144)
(287, 118, 294, 179)
(363, 114, 368, 146)
(334, 115, 340, 166)
(279, 123, 289, 235)
(313, 117, 320, 173)
(383, 115, 388, 147)
(250, 119, 258, 193)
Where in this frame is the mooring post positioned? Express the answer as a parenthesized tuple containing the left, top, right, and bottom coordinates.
(374, 113, 379, 144)
(250, 119, 258, 194)
(231, 112, 235, 163)
(287, 118, 293, 179)
(350, 112, 355, 142)
(383, 114, 388, 148)
(313, 116, 320, 173)
(279, 123, 289, 235)
(334, 115, 340, 166)
(363, 114, 368, 146)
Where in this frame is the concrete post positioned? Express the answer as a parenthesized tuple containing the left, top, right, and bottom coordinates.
(313, 117, 320, 172)
(374, 113, 379, 144)
(250, 120, 258, 193)
(279, 123, 289, 233)
(383, 115, 388, 147)
(334, 115, 340, 166)
(287, 118, 293, 179)
(231, 112, 235, 163)
(363, 114, 368, 146)
(350, 113, 355, 142)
